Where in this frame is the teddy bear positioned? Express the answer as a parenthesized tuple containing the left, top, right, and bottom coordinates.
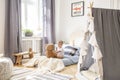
(45, 44, 57, 58)
(29, 48, 34, 59)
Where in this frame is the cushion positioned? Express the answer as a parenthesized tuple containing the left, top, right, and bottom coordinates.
(75, 48, 80, 56)
(64, 46, 78, 56)
(0, 57, 13, 80)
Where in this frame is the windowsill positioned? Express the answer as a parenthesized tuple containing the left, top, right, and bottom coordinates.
(22, 36, 41, 40)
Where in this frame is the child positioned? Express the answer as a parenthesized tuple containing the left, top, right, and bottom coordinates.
(55, 40, 64, 59)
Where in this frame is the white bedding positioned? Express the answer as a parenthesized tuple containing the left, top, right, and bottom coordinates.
(23, 56, 65, 73)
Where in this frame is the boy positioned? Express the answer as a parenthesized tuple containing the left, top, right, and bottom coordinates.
(55, 40, 64, 59)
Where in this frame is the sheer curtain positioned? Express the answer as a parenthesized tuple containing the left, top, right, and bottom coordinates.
(92, 8, 120, 80)
(4, 0, 22, 61)
(42, 0, 56, 55)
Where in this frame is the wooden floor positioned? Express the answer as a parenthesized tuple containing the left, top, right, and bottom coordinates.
(59, 64, 77, 80)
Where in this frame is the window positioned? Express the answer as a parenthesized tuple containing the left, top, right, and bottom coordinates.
(21, 0, 43, 37)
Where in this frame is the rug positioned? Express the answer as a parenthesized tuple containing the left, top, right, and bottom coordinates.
(10, 67, 73, 80)
(10, 67, 34, 80)
(26, 72, 73, 80)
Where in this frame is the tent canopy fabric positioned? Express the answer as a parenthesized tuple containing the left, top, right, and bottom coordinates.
(92, 8, 120, 80)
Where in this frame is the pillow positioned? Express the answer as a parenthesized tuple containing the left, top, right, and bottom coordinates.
(64, 46, 78, 56)
(74, 48, 80, 56)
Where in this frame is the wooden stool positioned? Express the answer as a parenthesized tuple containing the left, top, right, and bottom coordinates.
(14, 54, 22, 65)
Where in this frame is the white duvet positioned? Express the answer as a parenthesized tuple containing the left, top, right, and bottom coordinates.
(23, 56, 65, 73)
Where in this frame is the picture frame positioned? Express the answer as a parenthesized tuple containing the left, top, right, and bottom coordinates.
(71, 1, 84, 17)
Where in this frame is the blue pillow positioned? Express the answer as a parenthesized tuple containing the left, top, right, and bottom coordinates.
(75, 48, 80, 56)
(64, 46, 78, 56)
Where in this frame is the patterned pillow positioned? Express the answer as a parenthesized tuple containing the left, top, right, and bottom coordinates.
(64, 46, 78, 56)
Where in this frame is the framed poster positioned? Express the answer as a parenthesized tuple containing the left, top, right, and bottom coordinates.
(71, 1, 84, 17)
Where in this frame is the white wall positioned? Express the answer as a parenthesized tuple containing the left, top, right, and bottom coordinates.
(55, 0, 120, 42)
(55, 0, 87, 43)
(0, 0, 5, 53)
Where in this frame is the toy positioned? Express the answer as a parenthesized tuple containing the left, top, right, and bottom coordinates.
(45, 44, 57, 58)
(29, 48, 34, 59)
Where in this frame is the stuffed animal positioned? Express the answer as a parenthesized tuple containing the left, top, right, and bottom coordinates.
(45, 44, 57, 58)
(29, 48, 34, 59)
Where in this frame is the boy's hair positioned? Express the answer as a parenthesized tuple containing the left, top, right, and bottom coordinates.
(58, 40, 63, 44)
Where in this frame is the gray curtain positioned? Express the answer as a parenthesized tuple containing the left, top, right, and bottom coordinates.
(92, 8, 120, 80)
(4, 0, 22, 61)
(42, 0, 56, 55)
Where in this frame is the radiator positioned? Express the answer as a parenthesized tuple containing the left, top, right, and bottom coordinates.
(22, 37, 42, 54)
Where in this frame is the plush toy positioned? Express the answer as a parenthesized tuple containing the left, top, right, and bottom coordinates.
(45, 44, 57, 58)
(29, 48, 34, 59)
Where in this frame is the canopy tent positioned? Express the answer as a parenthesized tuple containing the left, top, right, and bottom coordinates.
(77, 2, 120, 80)
(76, 8, 103, 80)
(77, 8, 120, 80)
(76, 2, 104, 79)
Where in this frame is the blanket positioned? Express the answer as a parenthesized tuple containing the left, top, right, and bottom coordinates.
(23, 56, 65, 73)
